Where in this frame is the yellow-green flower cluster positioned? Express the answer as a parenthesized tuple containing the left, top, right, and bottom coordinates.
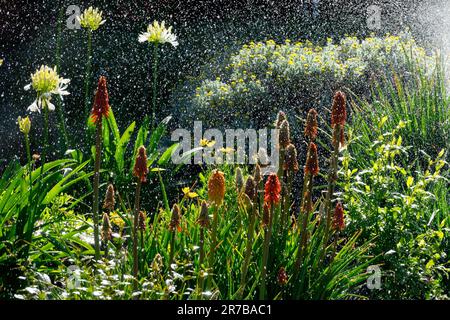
(24, 65, 70, 113)
(18, 116, 31, 135)
(138, 21, 178, 47)
(193, 33, 434, 112)
(78, 7, 105, 31)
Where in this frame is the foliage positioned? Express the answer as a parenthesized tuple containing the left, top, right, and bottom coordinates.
(350, 55, 450, 167)
(342, 119, 449, 299)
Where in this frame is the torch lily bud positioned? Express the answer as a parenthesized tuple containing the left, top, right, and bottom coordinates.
(208, 170, 226, 206)
(103, 184, 115, 211)
(331, 91, 347, 127)
(279, 120, 291, 149)
(304, 142, 319, 176)
(169, 204, 181, 232)
(304, 108, 318, 141)
(197, 200, 210, 228)
(133, 146, 149, 183)
(284, 143, 299, 172)
(333, 202, 345, 231)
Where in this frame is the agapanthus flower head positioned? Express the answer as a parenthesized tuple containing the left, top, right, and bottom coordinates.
(331, 91, 347, 127)
(169, 204, 181, 232)
(103, 183, 115, 211)
(138, 20, 178, 47)
(333, 202, 345, 231)
(78, 6, 105, 31)
(101, 212, 112, 241)
(277, 267, 288, 286)
(133, 146, 149, 183)
(138, 211, 147, 231)
(90, 76, 110, 125)
(17, 116, 31, 135)
(284, 143, 299, 172)
(197, 200, 210, 228)
(264, 173, 281, 206)
(244, 176, 257, 201)
(235, 167, 244, 192)
(275, 111, 287, 128)
(208, 170, 226, 206)
(24, 65, 70, 113)
(279, 120, 291, 148)
(304, 142, 319, 176)
(304, 108, 318, 141)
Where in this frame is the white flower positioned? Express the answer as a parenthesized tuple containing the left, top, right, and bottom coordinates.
(24, 65, 70, 113)
(138, 20, 178, 47)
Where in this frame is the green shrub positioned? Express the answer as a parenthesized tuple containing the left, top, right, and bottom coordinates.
(190, 33, 435, 128)
(342, 119, 449, 299)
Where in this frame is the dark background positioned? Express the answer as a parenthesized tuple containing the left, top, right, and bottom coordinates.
(0, 0, 438, 171)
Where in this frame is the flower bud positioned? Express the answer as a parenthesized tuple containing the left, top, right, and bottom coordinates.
(103, 184, 115, 211)
(208, 170, 226, 206)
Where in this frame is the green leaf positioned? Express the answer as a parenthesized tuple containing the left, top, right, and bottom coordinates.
(106, 107, 120, 142)
(114, 121, 136, 172)
(43, 160, 92, 204)
(158, 143, 179, 166)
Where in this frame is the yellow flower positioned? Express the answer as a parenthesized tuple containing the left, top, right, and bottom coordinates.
(110, 211, 125, 230)
(182, 187, 198, 199)
(18, 116, 31, 135)
(219, 147, 234, 154)
(0, 58, 3, 66)
(138, 20, 178, 47)
(78, 7, 105, 31)
(200, 138, 216, 147)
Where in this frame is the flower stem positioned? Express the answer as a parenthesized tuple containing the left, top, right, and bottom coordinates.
(84, 30, 93, 121)
(197, 227, 206, 297)
(322, 124, 341, 262)
(92, 120, 102, 261)
(206, 205, 219, 289)
(132, 180, 142, 292)
(294, 174, 313, 273)
(238, 203, 257, 299)
(260, 204, 274, 300)
(151, 43, 159, 130)
(169, 230, 176, 265)
(55, 5, 69, 150)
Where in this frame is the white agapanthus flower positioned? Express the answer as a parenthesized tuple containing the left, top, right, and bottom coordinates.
(77, 6, 106, 31)
(24, 65, 70, 113)
(138, 20, 178, 47)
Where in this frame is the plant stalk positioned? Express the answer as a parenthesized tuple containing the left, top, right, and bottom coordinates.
(151, 43, 159, 130)
(238, 203, 257, 299)
(322, 124, 341, 261)
(92, 120, 102, 260)
(259, 204, 274, 300)
(132, 180, 142, 291)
